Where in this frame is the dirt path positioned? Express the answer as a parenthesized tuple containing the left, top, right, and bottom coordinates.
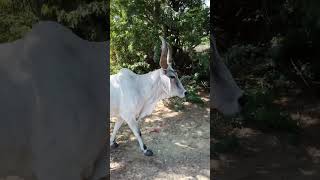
(110, 94, 210, 180)
(212, 96, 320, 180)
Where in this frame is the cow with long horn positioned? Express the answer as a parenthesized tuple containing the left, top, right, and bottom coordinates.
(210, 34, 246, 116)
(110, 36, 187, 156)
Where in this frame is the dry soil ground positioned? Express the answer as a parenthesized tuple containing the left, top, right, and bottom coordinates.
(110, 94, 210, 180)
(0, 94, 210, 180)
(212, 95, 320, 180)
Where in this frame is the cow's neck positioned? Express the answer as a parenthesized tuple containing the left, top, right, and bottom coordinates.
(139, 69, 168, 101)
(136, 69, 168, 119)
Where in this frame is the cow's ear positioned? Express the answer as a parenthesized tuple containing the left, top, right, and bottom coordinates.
(163, 69, 167, 74)
(160, 73, 171, 94)
(160, 68, 167, 75)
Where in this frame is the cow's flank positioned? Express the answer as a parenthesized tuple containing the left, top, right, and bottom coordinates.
(0, 21, 108, 180)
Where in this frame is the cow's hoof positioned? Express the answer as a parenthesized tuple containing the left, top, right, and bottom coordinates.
(144, 149, 153, 156)
(111, 142, 119, 149)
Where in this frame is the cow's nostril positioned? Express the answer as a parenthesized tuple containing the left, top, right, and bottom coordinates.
(238, 95, 247, 107)
(184, 91, 188, 96)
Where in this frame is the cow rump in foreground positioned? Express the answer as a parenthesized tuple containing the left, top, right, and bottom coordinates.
(0, 21, 108, 180)
(110, 37, 186, 156)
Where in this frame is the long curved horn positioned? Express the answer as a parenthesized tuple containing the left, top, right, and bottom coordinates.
(167, 42, 172, 67)
(159, 36, 168, 69)
(211, 34, 221, 64)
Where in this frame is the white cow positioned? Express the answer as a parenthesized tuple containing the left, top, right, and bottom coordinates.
(210, 34, 246, 115)
(110, 37, 187, 156)
(0, 21, 108, 180)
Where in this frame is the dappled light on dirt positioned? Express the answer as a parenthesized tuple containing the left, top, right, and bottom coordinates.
(154, 170, 210, 180)
(212, 98, 320, 180)
(110, 161, 124, 171)
(174, 142, 196, 150)
(306, 146, 320, 164)
(110, 94, 210, 179)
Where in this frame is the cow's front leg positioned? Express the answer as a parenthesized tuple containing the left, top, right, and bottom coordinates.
(126, 118, 153, 156)
(110, 118, 124, 148)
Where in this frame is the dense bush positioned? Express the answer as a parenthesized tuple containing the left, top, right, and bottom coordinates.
(213, 0, 320, 92)
(0, 0, 108, 42)
(110, 0, 210, 80)
(217, 42, 301, 133)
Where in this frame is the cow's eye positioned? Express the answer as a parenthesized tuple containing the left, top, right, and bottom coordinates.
(169, 75, 175, 79)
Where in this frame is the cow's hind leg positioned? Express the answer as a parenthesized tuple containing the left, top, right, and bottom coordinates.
(126, 118, 153, 156)
(110, 118, 124, 148)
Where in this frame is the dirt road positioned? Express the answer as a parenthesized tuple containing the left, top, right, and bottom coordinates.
(212, 96, 320, 180)
(110, 95, 210, 180)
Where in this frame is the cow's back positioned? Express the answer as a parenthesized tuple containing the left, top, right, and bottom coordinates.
(110, 68, 140, 118)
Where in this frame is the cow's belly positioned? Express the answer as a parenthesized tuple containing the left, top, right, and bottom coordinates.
(110, 77, 120, 118)
(0, 76, 33, 177)
(0, 123, 31, 176)
(110, 92, 119, 117)
(29, 87, 106, 179)
(110, 107, 118, 118)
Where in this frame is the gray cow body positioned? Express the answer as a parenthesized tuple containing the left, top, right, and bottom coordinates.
(0, 21, 108, 179)
(210, 34, 244, 116)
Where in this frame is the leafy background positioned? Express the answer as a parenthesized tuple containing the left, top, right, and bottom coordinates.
(212, 0, 320, 154)
(110, 0, 210, 107)
(0, 0, 109, 42)
(110, 0, 210, 78)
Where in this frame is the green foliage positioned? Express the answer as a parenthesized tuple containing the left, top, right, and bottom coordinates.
(0, 0, 108, 43)
(40, 0, 109, 41)
(163, 74, 205, 111)
(0, 0, 38, 43)
(224, 44, 275, 79)
(214, 0, 320, 90)
(242, 89, 300, 133)
(111, 0, 209, 76)
(220, 43, 301, 134)
(189, 50, 210, 80)
(185, 83, 205, 104)
(110, 61, 150, 75)
(185, 90, 203, 104)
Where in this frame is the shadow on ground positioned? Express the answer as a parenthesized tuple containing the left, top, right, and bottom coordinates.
(212, 95, 320, 180)
(110, 94, 210, 180)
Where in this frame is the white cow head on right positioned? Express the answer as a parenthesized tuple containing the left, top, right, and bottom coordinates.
(159, 36, 187, 98)
(211, 35, 246, 116)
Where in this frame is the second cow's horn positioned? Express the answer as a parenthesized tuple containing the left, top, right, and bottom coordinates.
(159, 36, 168, 69)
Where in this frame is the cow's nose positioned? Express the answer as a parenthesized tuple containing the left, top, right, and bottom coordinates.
(238, 94, 248, 107)
(184, 91, 188, 97)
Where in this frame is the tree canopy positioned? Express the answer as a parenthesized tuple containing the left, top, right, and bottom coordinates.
(213, 0, 320, 92)
(110, 0, 210, 78)
(0, 0, 109, 42)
